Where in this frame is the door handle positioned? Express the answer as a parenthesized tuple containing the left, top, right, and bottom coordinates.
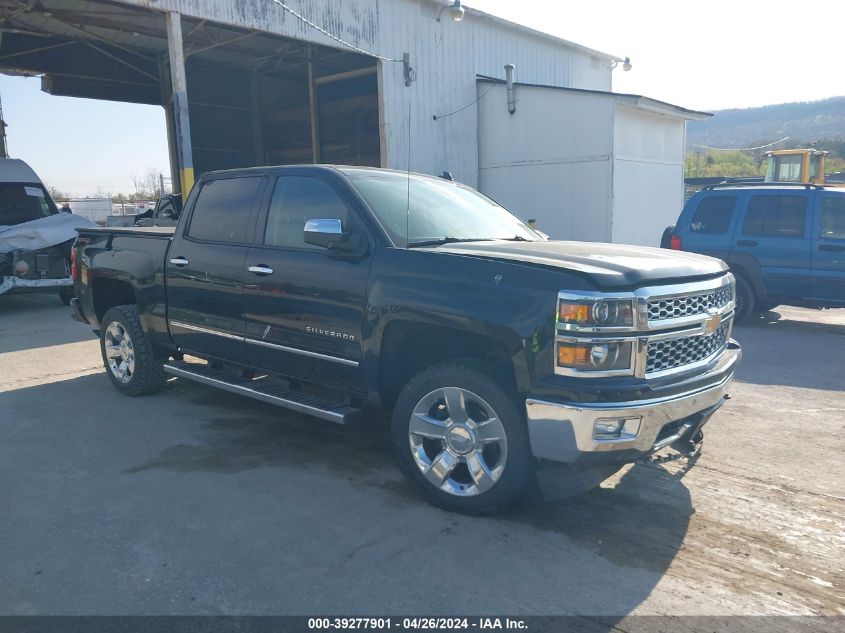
(169, 256, 189, 266)
(248, 265, 274, 276)
(737, 239, 758, 247)
(819, 244, 845, 252)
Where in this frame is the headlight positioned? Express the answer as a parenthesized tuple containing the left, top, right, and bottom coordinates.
(557, 298, 635, 330)
(556, 341, 633, 372)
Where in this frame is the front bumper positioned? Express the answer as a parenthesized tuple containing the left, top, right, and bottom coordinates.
(526, 342, 740, 465)
(0, 275, 72, 296)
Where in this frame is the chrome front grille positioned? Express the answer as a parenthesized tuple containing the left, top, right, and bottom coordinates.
(648, 286, 733, 322)
(646, 321, 731, 374)
(553, 275, 736, 379)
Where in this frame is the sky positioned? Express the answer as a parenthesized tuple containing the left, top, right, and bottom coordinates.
(1, 0, 843, 196)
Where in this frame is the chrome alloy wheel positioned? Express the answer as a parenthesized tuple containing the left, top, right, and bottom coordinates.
(104, 321, 136, 384)
(408, 387, 508, 497)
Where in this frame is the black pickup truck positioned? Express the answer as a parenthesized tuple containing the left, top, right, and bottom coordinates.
(71, 165, 741, 514)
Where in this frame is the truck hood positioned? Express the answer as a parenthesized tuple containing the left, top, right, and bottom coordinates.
(422, 240, 728, 290)
(0, 212, 98, 255)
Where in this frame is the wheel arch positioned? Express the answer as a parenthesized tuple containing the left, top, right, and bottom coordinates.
(92, 276, 137, 323)
(373, 318, 523, 411)
(726, 256, 768, 301)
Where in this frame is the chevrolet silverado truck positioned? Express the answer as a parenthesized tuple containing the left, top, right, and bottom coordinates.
(71, 165, 741, 514)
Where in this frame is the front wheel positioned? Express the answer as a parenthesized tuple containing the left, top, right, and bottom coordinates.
(100, 305, 166, 396)
(391, 361, 534, 514)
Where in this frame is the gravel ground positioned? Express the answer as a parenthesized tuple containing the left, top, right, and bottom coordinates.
(0, 294, 842, 616)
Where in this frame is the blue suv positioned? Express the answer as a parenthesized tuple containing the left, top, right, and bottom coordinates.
(666, 184, 845, 320)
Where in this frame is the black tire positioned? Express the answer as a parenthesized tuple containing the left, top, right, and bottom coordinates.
(391, 360, 534, 515)
(99, 305, 166, 396)
(59, 288, 73, 305)
(660, 225, 675, 249)
(733, 275, 755, 322)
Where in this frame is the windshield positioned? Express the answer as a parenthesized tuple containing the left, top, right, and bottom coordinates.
(344, 170, 538, 247)
(766, 155, 803, 183)
(0, 182, 58, 226)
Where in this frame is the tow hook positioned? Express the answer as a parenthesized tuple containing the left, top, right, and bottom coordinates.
(640, 430, 704, 465)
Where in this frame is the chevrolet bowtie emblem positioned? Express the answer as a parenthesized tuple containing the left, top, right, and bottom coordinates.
(703, 308, 722, 335)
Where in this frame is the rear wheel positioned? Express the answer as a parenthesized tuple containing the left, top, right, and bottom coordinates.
(391, 361, 534, 514)
(733, 275, 755, 322)
(100, 305, 166, 396)
(59, 288, 73, 305)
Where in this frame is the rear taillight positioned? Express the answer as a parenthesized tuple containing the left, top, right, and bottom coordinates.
(70, 247, 78, 280)
(670, 235, 682, 250)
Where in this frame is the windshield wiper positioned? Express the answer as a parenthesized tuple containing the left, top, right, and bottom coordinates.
(407, 237, 495, 248)
(499, 235, 530, 241)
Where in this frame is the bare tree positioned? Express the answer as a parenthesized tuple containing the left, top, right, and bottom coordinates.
(131, 168, 166, 200)
(45, 184, 68, 201)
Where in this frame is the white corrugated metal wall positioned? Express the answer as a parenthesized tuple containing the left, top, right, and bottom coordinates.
(477, 83, 691, 246)
(611, 106, 686, 246)
(477, 83, 614, 242)
(119, 0, 612, 186)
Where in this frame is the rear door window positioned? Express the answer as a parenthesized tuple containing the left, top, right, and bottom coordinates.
(689, 196, 736, 234)
(820, 197, 845, 239)
(742, 195, 807, 238)
(263, 176, 349, 250)
(187, 177, 262, 243)
(0, 183, 57, 225)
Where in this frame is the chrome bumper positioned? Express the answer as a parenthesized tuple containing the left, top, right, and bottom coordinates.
(526, 346, 739, 464)
(0, 275, 73, 295)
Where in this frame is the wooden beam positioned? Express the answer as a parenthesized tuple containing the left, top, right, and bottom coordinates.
(83, 42, 159, 82)
(307, 45, 320, 164)
(314, 65, 376, 86)
(251, 72, 264, 166)
(166, 11, 194, 198)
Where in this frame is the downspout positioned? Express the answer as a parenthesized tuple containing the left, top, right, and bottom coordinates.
(504, 64, 516, 115)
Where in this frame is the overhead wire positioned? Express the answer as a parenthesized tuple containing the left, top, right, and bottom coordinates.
(691, 136, 790, 152)
(433, 83, 496, 121)
(267, 0, 404, 63)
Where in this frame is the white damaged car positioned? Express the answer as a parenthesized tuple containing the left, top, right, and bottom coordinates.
(0, 159, 96, 304)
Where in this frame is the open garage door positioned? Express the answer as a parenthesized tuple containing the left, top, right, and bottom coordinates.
(0, 0, 382, 193)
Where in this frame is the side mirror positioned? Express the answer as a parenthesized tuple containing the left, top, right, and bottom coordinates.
(304, 218, 343, 248)
(304, 218, 368, 257)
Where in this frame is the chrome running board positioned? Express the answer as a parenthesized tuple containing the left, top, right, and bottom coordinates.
(163, 361, 361, 425)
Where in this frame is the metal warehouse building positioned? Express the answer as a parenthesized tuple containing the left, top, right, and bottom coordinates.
(0, 0, 708, 246)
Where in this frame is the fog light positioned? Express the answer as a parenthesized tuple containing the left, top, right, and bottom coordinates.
(594, 418, 623, 437)
(593, 416, 641, 440)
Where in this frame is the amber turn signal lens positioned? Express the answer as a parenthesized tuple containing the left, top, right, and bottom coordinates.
(558, 299, 635, 328)
(558, 344, 589, 366)
(559, 302, 590, 323)
(557, 341, 633, 372)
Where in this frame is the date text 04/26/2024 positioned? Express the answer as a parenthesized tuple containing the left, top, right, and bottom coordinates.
(307, 618, 528, 630)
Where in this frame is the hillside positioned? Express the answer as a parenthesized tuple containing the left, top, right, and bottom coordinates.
(687, 96, 845, 149)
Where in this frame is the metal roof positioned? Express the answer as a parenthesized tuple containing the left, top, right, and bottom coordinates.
(462, 4, 623, 63)
(0, 0, 373, 85)
(476, 75, 712, 121)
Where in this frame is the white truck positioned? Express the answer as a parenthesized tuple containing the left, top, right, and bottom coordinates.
(0, 158, 96, 304)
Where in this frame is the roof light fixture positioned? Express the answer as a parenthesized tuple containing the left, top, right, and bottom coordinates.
(611, 56, 633, 71)
(437, 0, 465, 22)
